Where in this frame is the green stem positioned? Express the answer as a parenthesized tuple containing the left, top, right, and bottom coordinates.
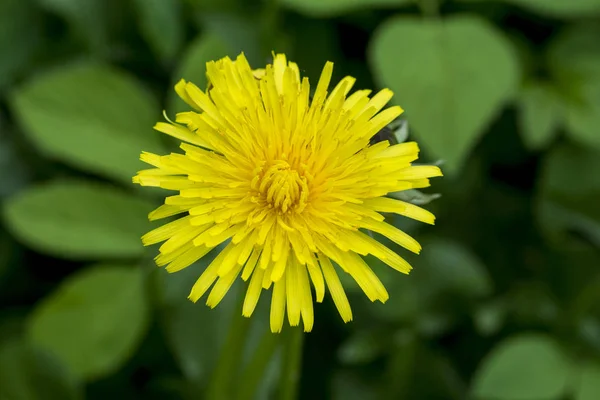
(419, 0, 440, 18)
(206, 287, 251, 400)
(236, 329, 280, 400)
(279, 327, 304, 400)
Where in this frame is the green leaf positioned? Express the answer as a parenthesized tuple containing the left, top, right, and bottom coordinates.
(537, 143, 600, 247)
(281, 0, 412, 16)
(27, 265, 149, 381)
(38, 0, 110, 53)
(471, 334, 571, 400)
(0, 339, 82, 400)
(370, 16, 520, 173)
(576, 363, 600, 400)
(131, 0, 184, 63)
(11, 63, 165, 182)
(167, 34, 230, 115)
(517, 82, 562, 150)
(3, 180, 155, 259)
(458, 0, 600, 18)
(0, 0, 42, 91)
(548, 24, 600, 151)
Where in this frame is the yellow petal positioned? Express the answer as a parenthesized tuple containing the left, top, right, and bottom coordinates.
(270, 278, 286, 333)
(243, 267, 265, 317)
(318, 253, 352, 323)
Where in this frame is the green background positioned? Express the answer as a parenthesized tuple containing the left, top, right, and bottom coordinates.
(1, 0, 600, 399)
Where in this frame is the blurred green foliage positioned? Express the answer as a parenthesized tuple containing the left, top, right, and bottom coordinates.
(0, 0, 599, 399)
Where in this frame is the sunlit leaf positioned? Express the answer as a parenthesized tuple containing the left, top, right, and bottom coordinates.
(471, 334, 571, 400)
(576, 363, 600, 400)
(370, 16, 520, 173)
(11, 63, 165, 182)
(3, 180, 155, 259)
(27, 265, 149, 381)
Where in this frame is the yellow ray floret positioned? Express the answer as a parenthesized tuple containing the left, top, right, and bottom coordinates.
(133, 52, 442, 333)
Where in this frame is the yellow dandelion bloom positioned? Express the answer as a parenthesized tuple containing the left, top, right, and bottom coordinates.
(134, 53, 442, 333)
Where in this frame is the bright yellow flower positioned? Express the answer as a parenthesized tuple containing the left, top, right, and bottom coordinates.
(134, 53, 442, 333)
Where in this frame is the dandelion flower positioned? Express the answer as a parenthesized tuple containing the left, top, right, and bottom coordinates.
(133, 53, 442, 333)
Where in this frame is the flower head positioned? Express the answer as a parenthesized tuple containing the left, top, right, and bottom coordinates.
(134, 53, 442, 333)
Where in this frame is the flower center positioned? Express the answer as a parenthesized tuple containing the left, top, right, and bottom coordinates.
(251, 160, 309, 213)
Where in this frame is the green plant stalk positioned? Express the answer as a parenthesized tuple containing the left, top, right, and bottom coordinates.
(236, 329, 280, 400)
(279, 327, 304, 400)
(206, 286, 251, 400)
